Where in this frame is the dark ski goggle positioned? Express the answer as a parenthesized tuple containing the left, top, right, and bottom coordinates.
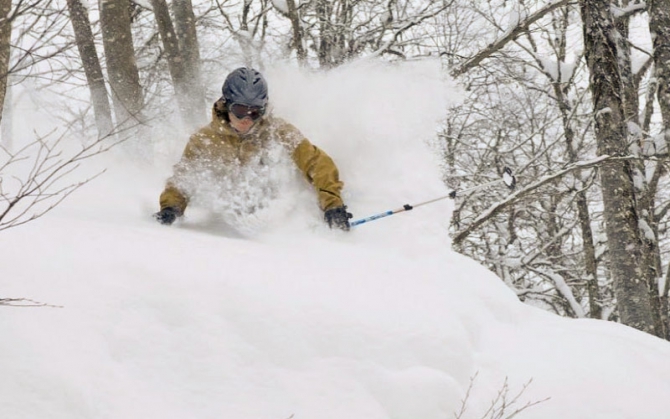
(228, 103, 265, 121)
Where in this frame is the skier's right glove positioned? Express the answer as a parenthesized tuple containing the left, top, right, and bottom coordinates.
(154, 207, 182, 226)
(324, 205, 353, 231)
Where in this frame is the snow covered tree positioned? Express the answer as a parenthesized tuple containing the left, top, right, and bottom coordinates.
(444, 1, 605, 319)
(271, 0, 450, 68)
(650, 0, 670, 336)
(442, 0, 670, 338)
(579, 0, 657, 336)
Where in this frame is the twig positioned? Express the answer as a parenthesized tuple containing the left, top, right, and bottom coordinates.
(0, 298, 63, 308)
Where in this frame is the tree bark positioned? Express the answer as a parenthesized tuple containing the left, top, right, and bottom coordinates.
(100, 0, 143, 128)
(316, 0, 332, 68)
(615, 4, 666, 338)
(548, 29, 601, 318)
(172, 0, 205, 125)
(66, 0, 114, 138)
(285, 0, 306, 65)
(579, 0, 657, 335)
(0, 0, 12, 130)
(151, 0, 205, 129)
(650, 0, 670, 338)
(651, 0, 670, 137)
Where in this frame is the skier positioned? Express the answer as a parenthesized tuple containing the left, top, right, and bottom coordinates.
(154, 67, 353, 231)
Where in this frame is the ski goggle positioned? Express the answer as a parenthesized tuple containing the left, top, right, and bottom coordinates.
(228, 103, 265, 121)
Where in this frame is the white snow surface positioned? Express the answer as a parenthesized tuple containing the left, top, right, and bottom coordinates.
(3, 60, 670, 419)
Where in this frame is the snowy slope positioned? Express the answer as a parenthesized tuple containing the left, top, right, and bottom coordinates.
(2, 61, 670, 419)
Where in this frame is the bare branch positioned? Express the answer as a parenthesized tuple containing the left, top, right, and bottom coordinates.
(0, 298, 63, 308)
(0, 128, 122, 232)
(453, 155, 613, 245)
(451, 0, 572, 77)
(453, 373, 549, 419)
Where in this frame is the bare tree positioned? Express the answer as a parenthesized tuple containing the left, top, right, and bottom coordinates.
(172, 0, 205, 124)
(279, 0, 306, 65)
(66, 0, 114, 138)
(438, 0, 670, 335)
(0, 129, 118, 231)
(100, 0, 144, 128)
(150, 0, 206, 128)
(271, 0, 452, 68)
(650, 0, 670, 336)
(0, 0, 13, 127)
(442, 1, 602, 319)
(454, 373, 549, 419)
(579, 0, 657, 335)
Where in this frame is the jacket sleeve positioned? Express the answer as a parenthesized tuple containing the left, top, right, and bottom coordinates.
(291, 138, 345, 211)
(158, 133, 208, 213)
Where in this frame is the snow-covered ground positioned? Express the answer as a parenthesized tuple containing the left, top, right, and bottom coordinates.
(2, 61, 670, 419)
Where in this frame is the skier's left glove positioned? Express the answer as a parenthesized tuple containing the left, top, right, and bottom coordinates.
(324, 205, 353, 231)
(154, 206, 182, 225)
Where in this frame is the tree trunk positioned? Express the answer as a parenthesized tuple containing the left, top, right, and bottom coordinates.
(579, 0, 657, 335)
(316, 0, 331, 68)
(100, 0, 143, 128)
(576, 191, 601, 318)
(651, 0, 670, 146)
(616, 5, 666, 338)
(172, 0, 205, 126)
(150, 2, 185, 103)
(650, 0, 670, 339)
(285, 0, 306, 65)
(0, 0, 12, 130)
(66, 0, 114, 138)
(1, 73, 11, 151)
(552, 70, 602, 319)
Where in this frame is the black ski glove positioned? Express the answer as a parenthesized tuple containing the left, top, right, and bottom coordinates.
(324, 205, 353, 231)
(154, 207, 182, 225)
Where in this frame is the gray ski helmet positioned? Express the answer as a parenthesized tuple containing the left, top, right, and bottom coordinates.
(221, 67, 269, 108)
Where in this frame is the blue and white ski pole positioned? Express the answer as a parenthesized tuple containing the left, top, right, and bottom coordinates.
(350, 167, 516, 228)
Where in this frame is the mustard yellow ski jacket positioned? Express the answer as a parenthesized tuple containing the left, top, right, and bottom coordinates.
(159, 100, 344, 214)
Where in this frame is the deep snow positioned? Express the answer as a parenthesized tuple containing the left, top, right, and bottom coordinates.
(2, 60, 670, 419)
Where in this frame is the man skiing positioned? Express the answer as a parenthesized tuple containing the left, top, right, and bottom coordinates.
(154, 67, 352, 231)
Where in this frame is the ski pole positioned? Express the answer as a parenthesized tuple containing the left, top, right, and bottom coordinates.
(350, 167, 516, 228)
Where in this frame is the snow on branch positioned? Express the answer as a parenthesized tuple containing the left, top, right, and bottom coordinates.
(452, 155, 613, 245)
(371, 2, 451, 58)
(526, 266, 586, 317)
(270, 0, 289, 15)
(452, 0, 571, 77)
(610, 2, 647, 19)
